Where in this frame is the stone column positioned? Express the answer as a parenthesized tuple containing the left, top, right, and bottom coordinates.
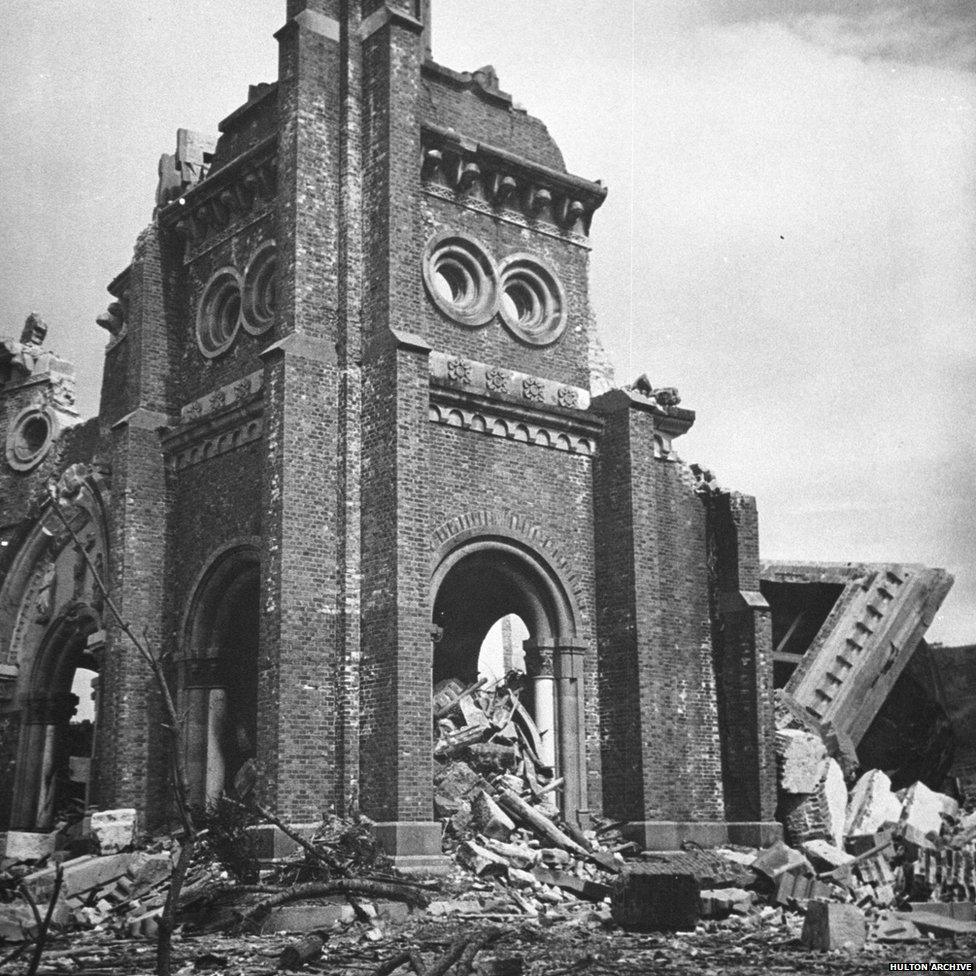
(524, 642, 557, 771)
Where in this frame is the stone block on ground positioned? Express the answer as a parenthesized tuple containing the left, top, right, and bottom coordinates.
(260, 901, 355, 934)
(699, 887, 754, 917)
(23, 852, 134, 903)
(458, 839, 509, 877)
(845, 770, 901, 837)
(752, 841, 811, 882)
(0, 830, 57, 862)
(471, 790, 515, 841)
(801, 839, 854, 873)
(90, 808, 137, 854)
(775, 872, 836, 907)
(898, 909, 976, 936)
(897, 782, 958, 844)
(874, 912, 921, 942)
(800, 901, 866, 951)
(823, 759, 847, 848)
(610, 869, 700, 932)
(775, 729, 827, 794)
(907, 901, 975, 922)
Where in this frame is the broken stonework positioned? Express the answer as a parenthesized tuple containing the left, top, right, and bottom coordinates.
(90, 808, 137, 854)
(775, 729, 827, 794)
(801, 901, 867, 951)
(845, 770, 902, 839)
(896, 782, 958, 845)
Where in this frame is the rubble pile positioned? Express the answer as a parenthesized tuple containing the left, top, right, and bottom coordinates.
(3, 678, 976, 970)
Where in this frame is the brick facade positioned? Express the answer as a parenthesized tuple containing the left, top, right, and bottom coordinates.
(0, 1, 778, 857)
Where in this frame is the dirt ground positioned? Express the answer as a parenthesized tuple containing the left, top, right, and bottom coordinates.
(6, 913, 975, 976)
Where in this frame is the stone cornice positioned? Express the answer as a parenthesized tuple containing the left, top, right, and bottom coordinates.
(430, 351, 590, 414)
(177, 370, 264, 426)
(421, 124, 606, 239)
(157, 135, 277, 249)
(430, 368, 602, 457)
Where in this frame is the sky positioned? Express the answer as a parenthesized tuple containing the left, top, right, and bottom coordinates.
(0, 1, 973, 644)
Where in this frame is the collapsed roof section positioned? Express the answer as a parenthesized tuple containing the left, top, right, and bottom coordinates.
(760, 561, 953, 766)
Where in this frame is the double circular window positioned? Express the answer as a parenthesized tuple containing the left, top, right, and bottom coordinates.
(6, 406, 55, 472)
(196, 242, 278, 358)
(422, 232, 567, 347)
(197, 268, 243, 358)
(242, 242, 277, 336)
(423, 232, 498, 327)
(498, 254, 566, 347)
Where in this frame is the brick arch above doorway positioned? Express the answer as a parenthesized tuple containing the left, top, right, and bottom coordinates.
(429, 508, 586, 618)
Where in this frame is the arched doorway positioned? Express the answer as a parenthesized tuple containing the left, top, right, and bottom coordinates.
(182, 547, 260, 808)
(431, 536, 588, 823)
(10, 605, 101, 831)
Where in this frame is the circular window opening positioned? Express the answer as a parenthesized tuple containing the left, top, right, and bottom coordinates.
(197, 268, 243, 357)
(21, 416, 50, 454)
(5, 407, 55, 472)
(498, 255, 567, 347)
(422, 231, 498, 327)
(242, 242, 277, 336)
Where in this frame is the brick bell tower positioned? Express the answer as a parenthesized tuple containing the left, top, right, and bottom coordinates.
(0, 0, 779, 863)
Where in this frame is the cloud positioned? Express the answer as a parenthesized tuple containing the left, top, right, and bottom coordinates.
(708, 0, 976, 70)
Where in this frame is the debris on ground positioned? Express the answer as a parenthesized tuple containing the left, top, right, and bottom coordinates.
(4, 676, 976, 972)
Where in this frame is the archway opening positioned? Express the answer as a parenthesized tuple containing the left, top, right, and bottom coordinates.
(184, 552, 259, 808)
(431, 540, 585, 821)
(477, 613, 528, 683)
(13, 610, 101, 832)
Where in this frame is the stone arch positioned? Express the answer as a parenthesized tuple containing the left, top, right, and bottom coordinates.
(430, 519, 589, 823)
(0, 466, 110, 831)
(180, 541, 261, 808)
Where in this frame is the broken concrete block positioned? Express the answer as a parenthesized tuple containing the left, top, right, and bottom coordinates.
(801, 839, 854, 873)
(532, 868, 612, 902)
(845, 770, 901, 838)
(126, 851, 172, 894)
(800, 901, 866, 951)
(699, 887, 754, 917)
(823, 759, 847, 848)
(90, 809, 137, 854)
(481, 838, 538, 869)
(775, 872, 835, 906)
(874, 911, 921, 942)
(471, 790, 515, 841)
(775, 729, 827, 794)
(23, 852, 134, 903)
(261, 901, 356, 934)
(899, 909, 976, 936)
(0, 830, 57, 862)
(752, 841, 811, 882)
(458, 839, 509, 877)
(610, 869, 700, 932)
(908, 901, 975, 922)
(897, 782, 957, 844)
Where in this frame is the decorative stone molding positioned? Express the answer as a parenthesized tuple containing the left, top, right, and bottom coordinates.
(429, 507, 588, 615)
(158, 135, 277, 253)
(5, 405, 56, 472)
(168, 415, 264, 472)
(179, 371, 263, 425)
(430, 351, 590, 414)
(421, 124, 606, 246)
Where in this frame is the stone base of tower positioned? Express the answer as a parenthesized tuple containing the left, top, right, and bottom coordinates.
(373, 822, 451, 876)
(623, 820, 782, 851)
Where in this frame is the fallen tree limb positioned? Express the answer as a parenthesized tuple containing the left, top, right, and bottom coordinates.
(238, 879, 430, 930)
(26, 864, 63, 976)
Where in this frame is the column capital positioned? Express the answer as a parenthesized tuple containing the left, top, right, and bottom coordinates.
(524, 641, 555, 678)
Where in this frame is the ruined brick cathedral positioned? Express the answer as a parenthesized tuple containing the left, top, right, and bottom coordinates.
(0, 1, 785, 867)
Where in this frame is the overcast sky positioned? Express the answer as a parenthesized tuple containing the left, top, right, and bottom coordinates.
(1, 1, 973, 644)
